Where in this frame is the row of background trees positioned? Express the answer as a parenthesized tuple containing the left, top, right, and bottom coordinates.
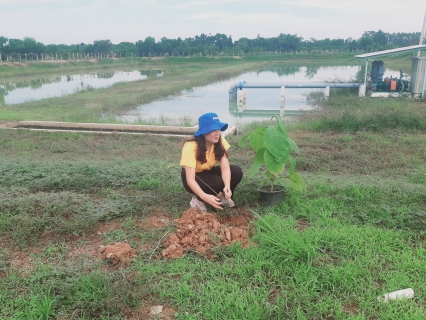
(0, 30, 423, 60)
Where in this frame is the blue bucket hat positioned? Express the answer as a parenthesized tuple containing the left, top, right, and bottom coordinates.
(194, 113, 228, 137)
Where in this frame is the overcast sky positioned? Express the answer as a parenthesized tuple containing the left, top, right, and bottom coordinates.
(1, 0, 425, 45)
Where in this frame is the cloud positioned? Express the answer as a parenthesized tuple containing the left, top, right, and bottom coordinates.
(187, 11, 306, 25)
(1, 0, 425, 45)
(170, 0, 265, 9)
(278, 0, 423, 13)
(0, 0, 68, 4)
(278, 0, 362, 9)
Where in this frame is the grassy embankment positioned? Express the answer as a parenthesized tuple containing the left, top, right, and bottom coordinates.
(1, 56, 425, 319)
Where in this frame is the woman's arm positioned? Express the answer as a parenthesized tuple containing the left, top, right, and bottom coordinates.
(184, 167, 223, 210)
(220, 155, 232, 200)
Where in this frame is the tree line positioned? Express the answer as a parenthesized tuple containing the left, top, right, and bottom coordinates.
(0, 30, 423, 60)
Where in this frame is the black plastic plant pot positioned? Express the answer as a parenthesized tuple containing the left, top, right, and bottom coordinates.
(258, 185, 286, 206)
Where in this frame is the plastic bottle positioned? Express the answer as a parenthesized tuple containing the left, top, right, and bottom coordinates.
(377, 288, 414, 302)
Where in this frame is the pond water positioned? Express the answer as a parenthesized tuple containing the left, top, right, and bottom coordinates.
(1, 64, 401, 126)
(118, 65, 399, 125)
(0, 70, 163, 105)
(120, 64, 403, 126)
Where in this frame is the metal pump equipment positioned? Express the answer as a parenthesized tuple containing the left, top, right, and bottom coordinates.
(369, 60, 410, 92)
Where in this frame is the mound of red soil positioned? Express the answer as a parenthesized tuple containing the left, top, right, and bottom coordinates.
(99, 242, 137, 266)
(162, 207, 251, 259)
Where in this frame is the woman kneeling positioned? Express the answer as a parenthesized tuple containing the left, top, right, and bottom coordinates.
(180, 112, 243, 212)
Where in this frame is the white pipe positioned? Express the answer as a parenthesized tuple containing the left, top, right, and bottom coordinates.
(229, 82, 361, 91)
(418, 10, 426, 57)
(324, 86, 330, 100)
(229, 82, 362, 101)
(422, 61, 426, 98)
(364, 59, 369, 87)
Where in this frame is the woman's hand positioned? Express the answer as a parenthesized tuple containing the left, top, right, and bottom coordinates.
(202, 194, 223, 210)
(223, 187, 232, 200)
(219, 155, 232, 201)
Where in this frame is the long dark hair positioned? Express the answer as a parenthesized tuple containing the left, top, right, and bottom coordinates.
(185, 135, 228, 164)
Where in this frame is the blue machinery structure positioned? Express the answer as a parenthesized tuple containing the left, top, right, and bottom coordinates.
(228, 82, 362, 118)
(355, 44, 426, 97)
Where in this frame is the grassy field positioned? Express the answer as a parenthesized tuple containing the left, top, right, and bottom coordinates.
(1, 57, 426, 319)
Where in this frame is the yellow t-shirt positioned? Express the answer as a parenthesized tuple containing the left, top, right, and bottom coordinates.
(180, 137, 230, 173)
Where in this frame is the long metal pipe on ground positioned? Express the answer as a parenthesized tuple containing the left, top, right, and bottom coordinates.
(16, 121, 198, 134)
(5, 121, 238, 137)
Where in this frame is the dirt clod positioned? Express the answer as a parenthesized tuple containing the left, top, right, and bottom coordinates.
(99, 242, 137, 266)
(162, 207, 251, 259)
(161, 243, 184, 259)
(150, 305, 164, 315)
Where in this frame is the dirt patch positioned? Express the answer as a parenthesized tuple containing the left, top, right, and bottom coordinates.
(342, 303, 359, 315)
(1, 209, 252, 272)
(8, 249, 40, 270)
(67, 222, 124, 269)
(3, 62, 28, 67)
(162, 208, 253, 259)
(96, 221, 122, 234)
(268, 288, 283, 303)
(137, 214, 172, 230)
(1, 216, 171, 273)
(312, 248, 340, 267)
(0, 121, 19, 129)
(99, 242, 137, 267)
(31, 60, 72, 64)
(296, 219, 310, 232)
(2, 59, 99, 68)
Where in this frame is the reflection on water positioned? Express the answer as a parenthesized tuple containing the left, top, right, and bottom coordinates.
(256, 65, 322, 79)
(0, 70, 164, 105)
(96, 72, 115, 79)
(256, 66, 301, 77)
(305, 66, 320, 79)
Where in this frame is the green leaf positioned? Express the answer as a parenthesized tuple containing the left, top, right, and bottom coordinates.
(271, 115, 288, 135)
(254, 126, 268, 134)
(288, 138, 299, 154)
(238, 133, 250, 147)
(264, 149, 285, 175)
(288, 171, 306, 191)
(249, 132, 266, 152)
(288, 155, 296, 173)
(265, 171, 276, 181)
(247, 148, 265, 178)
(264, 127, 290, 162)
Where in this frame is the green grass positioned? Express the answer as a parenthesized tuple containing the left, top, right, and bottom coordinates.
(1, 57, 426, 319)
(299, 91, 426, 132)
(0, 53, 359, 77)
(132, 218, 426, 319)
(1, 124, 425, 319)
